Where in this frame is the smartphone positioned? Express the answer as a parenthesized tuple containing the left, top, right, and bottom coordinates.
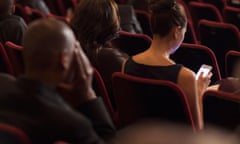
(196, 64, 212, 80)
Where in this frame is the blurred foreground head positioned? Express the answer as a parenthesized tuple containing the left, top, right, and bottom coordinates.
(115, 120, 239, 144)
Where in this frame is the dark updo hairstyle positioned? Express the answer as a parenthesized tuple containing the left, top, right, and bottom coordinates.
(70, 0, 120, 50)
(148, 0, 187, 37)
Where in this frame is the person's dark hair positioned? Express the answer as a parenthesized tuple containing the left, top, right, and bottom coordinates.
(0, 0, 13, 15)
(70, 0, 120, 50)
(148, 0, 187, 37)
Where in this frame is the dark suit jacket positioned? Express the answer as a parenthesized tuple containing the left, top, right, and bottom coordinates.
(0, 74, 116, 144)
(0, 15, 27, 45)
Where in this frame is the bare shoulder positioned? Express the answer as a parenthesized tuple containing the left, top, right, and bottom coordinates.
(179, 67, 196, 80)
(177, 67, 197, 92)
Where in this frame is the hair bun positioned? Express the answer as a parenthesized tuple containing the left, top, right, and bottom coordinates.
(148, 0, 176, 13)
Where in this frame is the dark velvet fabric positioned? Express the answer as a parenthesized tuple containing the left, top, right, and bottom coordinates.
(0, 74, 115, 144)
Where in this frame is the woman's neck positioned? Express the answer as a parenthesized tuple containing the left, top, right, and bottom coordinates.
(133, 36, 175, 66)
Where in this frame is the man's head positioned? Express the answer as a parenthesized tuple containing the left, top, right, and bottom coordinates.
(0, 0, 14, 15)
(23, 18, 76, 81)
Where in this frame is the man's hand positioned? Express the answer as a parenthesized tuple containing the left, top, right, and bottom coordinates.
(57, 42, 97, 107)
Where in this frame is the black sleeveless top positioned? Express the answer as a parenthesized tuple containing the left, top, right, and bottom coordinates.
(124, 57, 183, 83)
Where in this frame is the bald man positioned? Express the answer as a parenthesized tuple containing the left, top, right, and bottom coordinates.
(0, 0, 27, 45)
(0, 18, 115, 143)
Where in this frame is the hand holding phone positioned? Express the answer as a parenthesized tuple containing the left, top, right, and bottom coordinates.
(196, 64, 212, 80)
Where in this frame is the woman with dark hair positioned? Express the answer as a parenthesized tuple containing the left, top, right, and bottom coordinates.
(70, 0, 128, 109)
(123, 0, 212, 130)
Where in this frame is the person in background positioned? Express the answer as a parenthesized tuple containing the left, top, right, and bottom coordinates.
(123, 0, 212, 130)
(0, 18, 116, 143)
(126, 0, 149, 11)
(118, 4, 143, 34)
(229, 0, 240, 8)
(16, 0, 50, 14)
(70, 0, 128, 110)
(208, 60, 240, 95)
(0, 0, 27, 45)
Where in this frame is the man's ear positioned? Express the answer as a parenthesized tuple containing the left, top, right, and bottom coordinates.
(11, 5, 15, 15)
(60, 51, 71, 70)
